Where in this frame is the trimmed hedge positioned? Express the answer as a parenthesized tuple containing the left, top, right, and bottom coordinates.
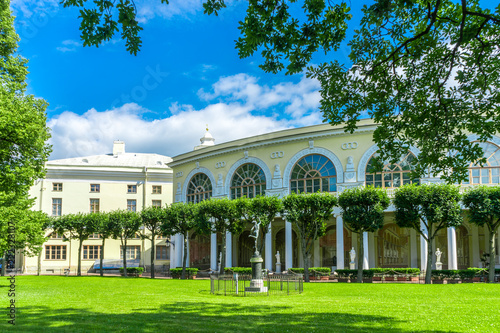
(335, 268, 420, 278)
(170, 267, 198, 278)
(290, 267, 331, 276)
(224, 267, 252, 275)
(119, 267, 144, 274)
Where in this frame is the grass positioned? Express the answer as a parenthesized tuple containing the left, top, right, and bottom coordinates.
(1, 276, 500, 332)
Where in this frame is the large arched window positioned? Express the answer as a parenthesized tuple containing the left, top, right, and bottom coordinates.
(187, 173, 212, 203)
(230, 163, 266, 199)
(365, 151, 419, 188)
(290, 154, 337, 193)
(465, 142, 500, 185)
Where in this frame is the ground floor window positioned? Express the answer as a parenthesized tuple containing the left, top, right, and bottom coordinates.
(156, 245, 169, 260)
(120, 246, 141, 260)
(45, 245, 67, 260)
(83, 245, 102, 260)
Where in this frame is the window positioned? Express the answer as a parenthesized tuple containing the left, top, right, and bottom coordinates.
(90, 184, 100, 192)
(465, 142, 500, 185)
(50, 232, 63, 239)
(127, 185, 137, 193)
(88, 233, 101, 239)
(127, 199, 137, 212)
(132, 232, 142, 239)
(187, 173, 212, 203)
(52, 198, 62, 216)
(156, 245, 169, 260)
(365, 151, 419, 188)
(90, 199, 100, 213)
(45, 245, 67, 260)
(152, 200, 162, 208)
(290, 154, 337, 193)
(152, 185, 162, 194)
(230, 163, 266, 199)
(83, 245, 101, 260)
(120, 246, 141, 260)
(52, 183, 63, 191)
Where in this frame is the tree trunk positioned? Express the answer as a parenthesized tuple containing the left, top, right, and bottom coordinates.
(488, 230, 496, 283)
(302, 240, 310, 282)
(37, 251, 42, 276)
(77, 239, 83, 276)
(1, 254, 5, 276)
(182, 231, 188, 279)
(219, 231, 226, 275)
(425, 236, 433, 284)
(151, 236, 156, 279)
(122, 239, 128, 277)
(100, 238, 105, 277)
(357, 232, 364, 283)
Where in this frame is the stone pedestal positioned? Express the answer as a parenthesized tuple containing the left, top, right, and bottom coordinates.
(349, 262, 355, 270)
(245, 252, 268, 293)
(276, 263, 282, 274)
(436, 262, 442, 270)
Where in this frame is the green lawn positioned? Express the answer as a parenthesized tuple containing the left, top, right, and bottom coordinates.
(1, 276, 500, 332)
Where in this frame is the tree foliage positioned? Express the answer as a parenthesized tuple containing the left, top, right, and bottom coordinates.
(63, 0, 500, 183)
(338, 186, 389, 283)
(394, 183, 462, 284)
(463, 186, 500, 283)
(108, 210, 141, 277)
(282, 192, 337, 282)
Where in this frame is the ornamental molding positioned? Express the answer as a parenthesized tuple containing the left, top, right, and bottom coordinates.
(467, 134, 500, 147)
(282, 147, 344, 195)
(224, 157, 273, 195)
(181, 167, 216, 203)
(357, 144, 421, 182)
(169, 125, 378, 168)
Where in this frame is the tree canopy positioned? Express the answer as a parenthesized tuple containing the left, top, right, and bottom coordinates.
(63, 0, 500, 183)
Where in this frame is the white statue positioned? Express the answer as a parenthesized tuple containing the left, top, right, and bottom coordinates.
(435, 248, 442, 263)
(275, 251, 281, 264)
(349, 247, 356, 263)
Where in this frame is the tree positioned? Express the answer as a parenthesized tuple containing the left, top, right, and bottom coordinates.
(163, 203, 197, 279)
(108, 210, 141, 277)
(234, 196, 283, 256)
(64, 1, 500, 183)
(0, 200, 49, 276)
(338, 186, 389, 283)
(0, 1, 51, 264)
(141, 206, 171, 279)
(91, 212, 110, 277)
(197, 198, 244, 274)
(53, 213, 100, 276)
(394, 183, 462, 284)
(463, 186, 500, 283)
(282, 192, 337, 282)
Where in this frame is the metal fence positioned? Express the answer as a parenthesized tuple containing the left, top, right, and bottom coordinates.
(210, 273, 303, 296)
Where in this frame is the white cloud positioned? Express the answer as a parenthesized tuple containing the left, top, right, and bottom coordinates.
(56, 39, 80, 52)
(48, 73, 323, 160)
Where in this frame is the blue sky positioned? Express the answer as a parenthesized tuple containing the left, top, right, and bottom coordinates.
(10, 1, 496, 160)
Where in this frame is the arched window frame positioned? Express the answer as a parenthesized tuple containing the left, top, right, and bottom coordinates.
(186, 172, 213, 203)
(289, 154, 337, 194)
(230, 163, 267, 199)
(465, 141, 500, 185)
(365, 151, 420, 189)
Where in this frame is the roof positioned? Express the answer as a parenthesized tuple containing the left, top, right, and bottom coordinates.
(47, 153, 172, 169)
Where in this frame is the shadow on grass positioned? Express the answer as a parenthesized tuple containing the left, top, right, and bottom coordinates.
(12, 302, 456, 333)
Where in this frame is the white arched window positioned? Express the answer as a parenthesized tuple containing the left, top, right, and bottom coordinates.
(230, 163, 266, 199)
(465, 142, 500, 185)
(290, 154, 337, 193)
(365, 151, 419, 188)
(186, 173, 212, 203)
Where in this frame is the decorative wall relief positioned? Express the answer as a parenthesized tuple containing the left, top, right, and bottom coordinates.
(341, 142, 358, 150)
(215, 161, 226, 169)
(270, 151, 284, 159)
(272, 164, 283, 188)
(175, 171, 183, 178)
(345, 156, 357, 182)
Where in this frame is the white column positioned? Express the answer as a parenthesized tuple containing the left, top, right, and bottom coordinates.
(186, 236, 190, 268)
(314, 239, 320, 267)
(447, 227, 458, 270)
(336, 216, 344, 269)
(210, 233, 217, 270)
(363, 232, 369, 269)
(225, 231, 232, 268)
(471, 224, 479, 267)
(265, 228, 272, 271)
(410, 229, 418, 268)
(368, 232, 376, 268)
(285, 221, 292, 270)
(420, 220, 428, 271)
(174, 233, 184, 269)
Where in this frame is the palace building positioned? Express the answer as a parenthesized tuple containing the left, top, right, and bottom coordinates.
(169, 119, 500, 272)
(20, 119, 500, 274)
(22, 141, 173, 273)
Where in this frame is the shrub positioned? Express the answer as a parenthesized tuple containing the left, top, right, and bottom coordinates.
(170, 267, 198, 279)
(310, 267, 331, 277)
(289, 268, 304, 274)
(224, 267, 252, 275)
(432, 270, 459, 279)
(119, 267, 144, 275)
